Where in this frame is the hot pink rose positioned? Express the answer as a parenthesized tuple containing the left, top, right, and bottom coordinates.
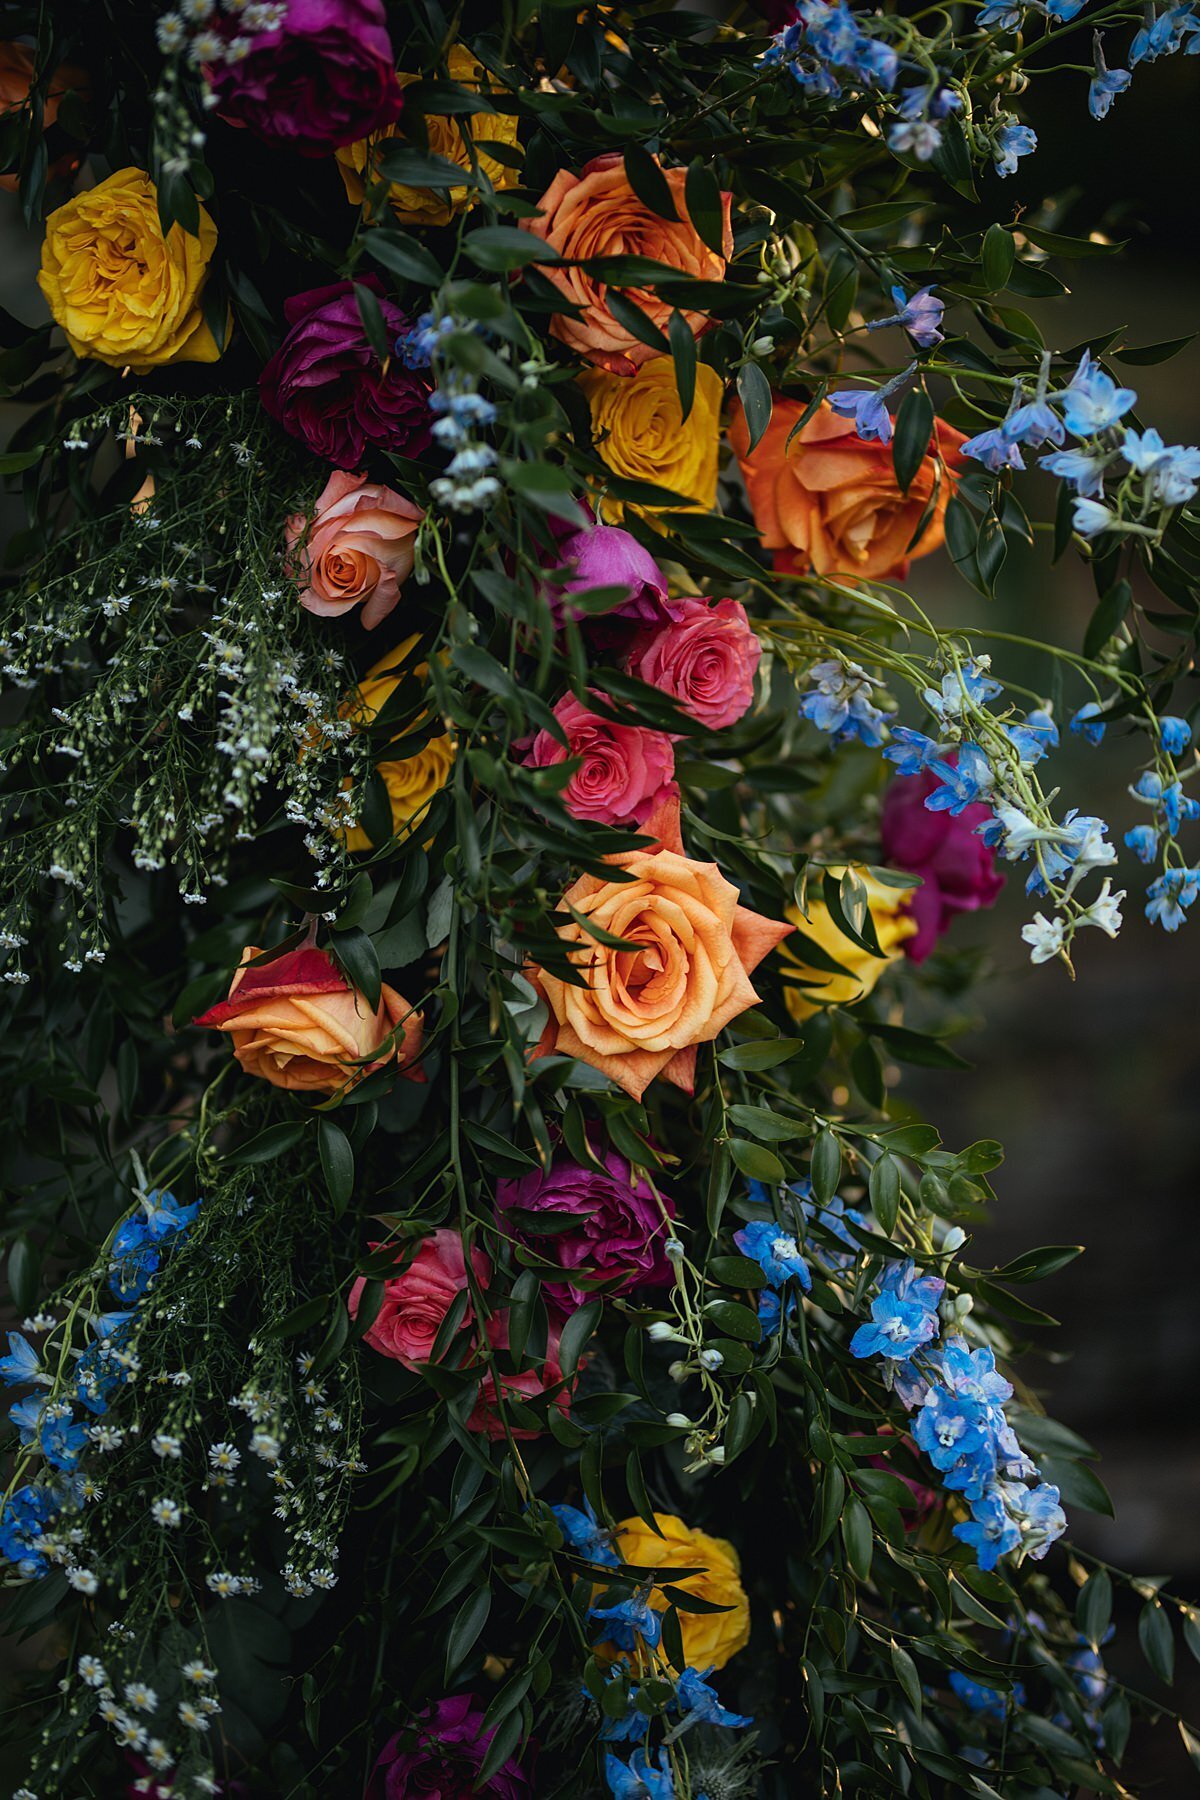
(467, 1322, 575, 1441)
(286, 471, 423, 629)
(880, 766, 1004, 962)
(348, 1229, 490, 1368)
(521, 692, 676, 828)
(625, 596, 761, 732)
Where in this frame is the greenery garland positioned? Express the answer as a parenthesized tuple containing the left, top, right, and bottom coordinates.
(1, 1, 1199, 1796)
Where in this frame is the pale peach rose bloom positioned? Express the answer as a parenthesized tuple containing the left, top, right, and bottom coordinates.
(729, 397, 966, 584)
(523, 152, 733, 376)
(530, 799, 791, 1101)
(194, 945, 422, 1094)
(286, 470, 423, 629)
(0, 42, 87, 193)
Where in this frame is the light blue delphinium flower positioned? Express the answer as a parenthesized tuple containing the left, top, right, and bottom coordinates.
(924, 659, 1003, 718)
(1040, 445, 1110, 496)
(912, 1387, 990, 1474)
(978, 0, 1025, 28)
(1130, 2, 1197, 62)
(1159, 715, 1193, 755)
(605, 1748, 676, 1799)
(923, 744, 995, 815)
(953, 1491, 1024, 1570)
(1072, 497, 1115, 537)
(949, 1670, 1023, 1722)
(667, 1666, 754, 1738)
(961, 423, 1026, 473)
(1088, 36, 1132, 117)
(994, 120, 1037, 176)
(867, 284, 945, 349)
(850, 1291, 941, 1361)
(551, 1499, 619, 1567)
(0, 1333, 48, 1388)
(734, 1220, 812, 1290)
(1144, 866, 1200, 930)
(1004, 1478, 1067, 1559)
(883, 724, 945, 775)
(1059, 349, 1137, 437)
(1124, 824, 1160, 863)
(590, 1585, 663, 1652)
(1003, 707, 1058, 764)
(828, 388, 894, 445)
(1069, 701, 1107, 744)
(798, 658, 887, 746)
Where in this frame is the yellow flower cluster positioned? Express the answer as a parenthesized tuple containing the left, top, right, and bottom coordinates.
(340, 637, 455, 853)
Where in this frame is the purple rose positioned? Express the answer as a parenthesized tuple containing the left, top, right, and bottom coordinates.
(495, 1149, 675, 1311)
(260, 281, 432, 470)
(207, 0, 404, 157)
(366, 1695, 533, 1800)
(557, 526, 676, 626)
(880, 767, 1004, 962)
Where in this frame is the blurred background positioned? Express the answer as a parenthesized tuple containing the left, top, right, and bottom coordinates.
(0, 24, 1197, 1794)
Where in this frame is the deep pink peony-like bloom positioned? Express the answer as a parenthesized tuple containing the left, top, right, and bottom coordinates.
(366, 1694, 533, 1799)
(880, 767, 1004, 962)
(557, 525, 676, 626)
(467, 1320, 575, 1441)
(625, 596, 761, 732)
(520, 692, 676, 829)
(495, 1147, 676, 1310)
(347, 1230, 490, 1369)
(260, 280, 432, 471)
(206, 0, 404, 157)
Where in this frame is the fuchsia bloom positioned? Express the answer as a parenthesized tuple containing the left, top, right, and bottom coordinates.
(347, 1230, 489, 1369)
(520, 692, 676, 828)
(495, 1148, 676, 1310)
(625, 596, 761, 732)
(366, 1694, 533, 1798)
(260, 281, 432, 471)
(557, 525, 677, 626)
(880, 767, 1004, 961)
(207, 0, 404, 157)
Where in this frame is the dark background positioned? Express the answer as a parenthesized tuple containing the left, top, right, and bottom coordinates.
(0, 29, 1197, 1794)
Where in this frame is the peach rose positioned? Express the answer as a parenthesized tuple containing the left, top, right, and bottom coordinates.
(530, 799, 791, 1101)
(520, 691, 676, 828)
(193, 944, 422, 1094)
(348, 1229, 489, 1368)
(625, 596, 760, 732)
(286, 470, 423, 629)
(522, 153, 733, 375)
(0, 43, 86, 193)
(729, 397, 966, 583)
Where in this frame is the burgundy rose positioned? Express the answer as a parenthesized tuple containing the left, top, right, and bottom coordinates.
(207, 0, 404, 157)
(880, 766, 1004, 962)
(366, 1694, 533, 1799)
(495, 1148, 675, 1311)
(260, 280, 432, 470)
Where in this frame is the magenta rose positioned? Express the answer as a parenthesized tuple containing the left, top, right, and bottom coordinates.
(624, 596, 761, 731)
(206, 0, 404, 157)
(260, 280, 432, 471)
(880, 766, 1004, 962)
(557, 525, 675, 626)
(348, 1230, 489, 1369)
(366, 1695, 533, 1800)
(495, 1148, 676, 1310)
(520, 692, 676, 828)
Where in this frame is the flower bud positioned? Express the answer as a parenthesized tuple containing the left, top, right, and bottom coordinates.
(646, 1321, 682, 1343)
(942, 1226, 967, 1254)
(698, 1348, 724, 1372)
(667, 1360, 689, 1384)
(665, 1412, 692, 1429)
(750, 336, 776, 356)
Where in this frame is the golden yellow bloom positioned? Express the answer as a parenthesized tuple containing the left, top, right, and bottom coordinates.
(335, 45, 519, 227)
(580, 357, 722, 523)
(608, 1512, 750, 1672)
(782, 866, 916, 1021)
(38, 168, 223, 373)
(340, 636, 454, 852)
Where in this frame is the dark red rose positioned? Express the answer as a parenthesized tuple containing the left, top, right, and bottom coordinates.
(880, 766, 1004, 961)
(207, 0, 403, 157)
(259, 280, 432, 470)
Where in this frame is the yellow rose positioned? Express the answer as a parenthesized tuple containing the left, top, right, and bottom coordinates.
(580, 357, 722, 523)
(340, 636, 454, 851)
(38, 168, 223, 373)
(783, 866, 916, 1021)
(335, 45, 519, 227)
(608, 1512, 750, 1672)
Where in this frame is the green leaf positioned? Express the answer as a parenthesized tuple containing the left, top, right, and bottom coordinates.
(446, 1587, 492, 1680)
(318, 1118, 355, 1216)
(465, 225, 561, 272)
(227, 1121, 306, 1166)
(364, 230, 444, 286)
(374, 145, 476, 189)
(261, 1294, 330, 1341)
(725, 1103, 811, 1142)
(684, 160, 727, 256)
(1039, 1455, 1114, 1518)
(353, 282, 391, 366)
(810, 1129, 841, 1204)
(703, 1299, 763, 1342)
(0, 445, 46, 475)
(981, 224, 1015, 292)
(1138, 1597, 1175, 1685)
(625, 1450, 662, 1536)
(667, 310, 696, 422)
(994, 1244, 1083, 1283)
(842, 1494, 873, 1580)
(1082, 578, 1131, 660)
(868, 1155, 901, 1237)
(1077, 1569, 1113, 1648)
(559, 1297, 603, 1378)
(727, 1138, 784, 1183)
(7, 1235, 38, 1313)
(736, 361, 773, 454)
(1115, 332, 1197, 366)
(605, 291, 669, 354)
(707, 1255, 768, 1289)
(331, 927, 382, 1012)
(892, 388, 934, 494)
(717, 1037, 804, 1071)
(891, 1640, 922, 1715)
(623, 144, 678, 221)
(1019, 224, 1126, 259)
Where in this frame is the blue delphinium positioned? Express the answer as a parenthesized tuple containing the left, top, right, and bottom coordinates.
(765, 1, 901, 97)
(1131, 2, 1200, 63)
(949, 1671, 1024, 1722)
(551, 1499, 619, 1567)
(0, 1333, 48, 1388)
(867, 284, 945, 349)
(1159, 715, 1193, 755)
(883, 724, 945, 776)
(1088, 35, 1132, 117)
(0, 1483, 65, 1578)
(1070, 702, 1107, 745)
(605, 1747, 677, 1799)
(828, 361, 916, 445)
(1144, 866, 1200, 930)
(668, 1666, 753, 1738)
(993, 120, 1037, 176)
(923, 743, 995, 814)
(799, 659, 886, 746)
(590, 1584, 664, 1652)
(849, 1261, 944, 1360)
(1059, 350, 1137, 437)
(886, 84, 961, 161)
(734, 1220, 812, 1290)
(1040, 446, 1110, 497)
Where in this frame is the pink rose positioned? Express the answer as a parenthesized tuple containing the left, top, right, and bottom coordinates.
(625, 596, 761, 732)
(467, 1321, 576, 1441)
(348, 1229, 490, 1368)
(286, 470, 423, 629)
(521, 692, 676, 828)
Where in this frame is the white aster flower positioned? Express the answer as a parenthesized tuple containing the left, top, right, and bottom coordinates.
(150, 1497, 183, 1528)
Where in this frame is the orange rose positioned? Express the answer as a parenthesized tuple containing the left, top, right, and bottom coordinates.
(530, 800, 790, 1101)
(522, 152, 733, 376)
(0, 42, 86, 193)
(729, 397, 965, 583)
(194, 945, 422, 1094)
